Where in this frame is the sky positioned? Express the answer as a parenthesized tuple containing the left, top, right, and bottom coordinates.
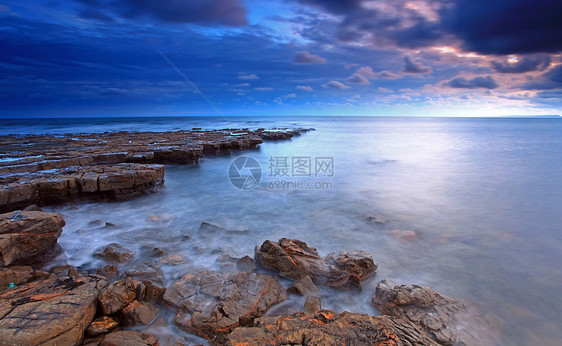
(1, 0, 561, 117)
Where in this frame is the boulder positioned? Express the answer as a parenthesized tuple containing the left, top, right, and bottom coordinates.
(288, 276, 317, 296)
(98, 277, 138, 315)
(0, 211, 64, 266)
(163, 268, 288, 343)
(236, 255, 257, 272)
(0, 276, 107, 345)
(0, 266, 48, 291)
(96, 264, 119, 280)
(371, 280, 465, 345)
(121, 300, 160, 326)
(125, 261, 166, 302)
(304, 296, 322, 314)
(49, 264, 84, 278)
(227, 310, 438, 345)
(254, 238, 376, 289)
(86, 316, 120, 337)
(100, 330, 159, 346)
(94, 243, 135, 264)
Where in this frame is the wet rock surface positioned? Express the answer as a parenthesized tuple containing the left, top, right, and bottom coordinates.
(125, 261, 166, 302)
(99, 330, 160, 346)
(0, 275, 107, 345)
(371, 280, 465, 345)
(227, 310, 438, 345)
(163, 267, 288, 343)
(94, 243, 135, 264)
(255, 238, 377, 289)
(86, 316, 120, 337)
(0, 210, 65, 266)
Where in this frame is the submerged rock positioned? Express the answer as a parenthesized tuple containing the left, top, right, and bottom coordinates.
(0, 275, 107, 345)
(254, 238, 376, 290)
(163, 267, 288, 343)
(94, 243, 135, 264)
(371, 280, 465, 345)
(0, 210, 64, 266)
(227, 310, 438, 345)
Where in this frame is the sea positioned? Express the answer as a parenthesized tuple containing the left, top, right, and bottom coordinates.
(1, 116, 561, 345)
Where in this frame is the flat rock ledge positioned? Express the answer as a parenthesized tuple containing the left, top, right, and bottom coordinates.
(0, 163, 164, 213)
(0, 275, 107, 345)
(0, 128, 311, 213)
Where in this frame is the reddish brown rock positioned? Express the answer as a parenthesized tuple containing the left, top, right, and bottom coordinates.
(288, 275, 317, 296)
(121, 300, 160, 326)
(100, 330, 159, 346)
(125, 261, 166, 302)
(254, 238, 376, 289)
(86, 316, 120, 337)
(98, 277, 138, 315)
(0, 276, 107, 345)
(0, 266, 48, 291)
(94, 243, 135, 264)
(0, 210, 64, 266)
(227, 310, 438, 346)
(371, 280, 465, 345)
(304, 296, 322, 314)
(96, 264, 119, 280)
(236, 255, 257, 273)
(163, 268, 288, 343)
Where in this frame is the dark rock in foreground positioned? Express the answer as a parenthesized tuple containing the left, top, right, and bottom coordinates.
(99, 330, 160, 346)
(371, 280, 465, 345)
(0, 275, 107, 345)
(255, 238, 377, 290)
(0, 163, 164, 213)
(227, 310, 438, 345)
(0, 210, 64, 266)
(163, 267, 288, 343)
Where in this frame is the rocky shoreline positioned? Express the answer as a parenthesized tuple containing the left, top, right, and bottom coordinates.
(0, 128, 310, 213)
(0, 128, 488, 345)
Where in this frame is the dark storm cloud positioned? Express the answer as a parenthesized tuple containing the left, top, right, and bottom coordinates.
(77, 0, 248, 26)
(445, 76, 499, 89)
(491, 55, 551, 73)
(403, 56, 432, 74)
(446, 0, 562, 54)
(296, 0, 363, 14)
(522, 65, 562, 90)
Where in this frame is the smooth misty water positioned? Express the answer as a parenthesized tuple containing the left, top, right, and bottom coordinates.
(2, 116, 561, 345)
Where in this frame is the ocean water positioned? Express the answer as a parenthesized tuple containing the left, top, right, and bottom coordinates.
(2, 116, 561, 345)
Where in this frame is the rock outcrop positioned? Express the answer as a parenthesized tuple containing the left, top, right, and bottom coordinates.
(227, 310, 438, 345)
(0, 275, 107, 345)
(163, 267, 288, 343)
(371, 280, 465, 345)
(0, 164, 164, 213)
(255, 238, 377, 289)
(98, 330, 160, 346)
(94, 243, 135, 264)
(0, 210, 65, 266)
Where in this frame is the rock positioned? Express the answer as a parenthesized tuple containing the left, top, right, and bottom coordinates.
(371, 280, 465, 345)
(198, 221, 249, 237)
(361, 215, 388, 225)
(254, 238, 376, 289)
(50, 264, 84, 278)
(94, 243, 135, 264)
(288, 276, 317, 296)
(0, 164, 165, 213)
(100, 330, 159, 346)
(23, 204, 42, 211)
(236, 256, 257, 272)
(125, 261, 166, 302)
(96, 264, 119, 280)
(227, 310, 438, 345)
(0, 275, 107, 345)
(98, 277, 138, 315)
(304, 296, 322, 314)
(163, 268, 288, 342)
(87, 316, 120, 336)
(0, 266, 46, 291)
(324, 250, 377, 287)
(121, 300, 160, 326)
(159, 254, 185, 265)
(0, 210, 64, 266)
